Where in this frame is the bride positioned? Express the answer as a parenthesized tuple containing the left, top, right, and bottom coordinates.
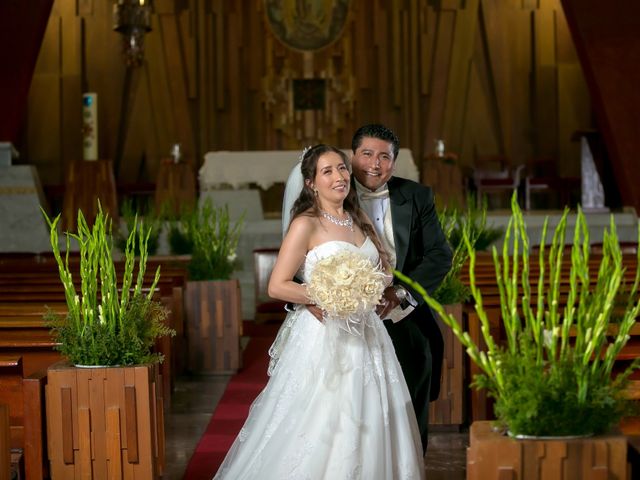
(213, 145, 425, 479)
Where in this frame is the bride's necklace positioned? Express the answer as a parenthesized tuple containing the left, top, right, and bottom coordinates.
(321, 210, 354, 231)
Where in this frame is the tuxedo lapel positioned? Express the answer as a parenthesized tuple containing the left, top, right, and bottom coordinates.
(388, 177, 412, 272)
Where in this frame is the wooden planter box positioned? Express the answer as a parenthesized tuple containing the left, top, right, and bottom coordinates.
(185, 279, 242, 374)
(467, 421, 628, 479)
(46, 362, 165, 479)
(430, 303, 466, 426)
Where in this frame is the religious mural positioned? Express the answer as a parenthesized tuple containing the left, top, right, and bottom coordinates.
(264, 0, 351, 51)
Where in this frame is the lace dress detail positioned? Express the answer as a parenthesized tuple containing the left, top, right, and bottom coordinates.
(213, 239, 425, 479)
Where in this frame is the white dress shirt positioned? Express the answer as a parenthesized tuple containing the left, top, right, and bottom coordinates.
(354, 179, 416, 322)
(354, 180, 389, 238)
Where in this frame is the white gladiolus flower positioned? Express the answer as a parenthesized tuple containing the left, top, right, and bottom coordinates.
(542, 328, 559, 348)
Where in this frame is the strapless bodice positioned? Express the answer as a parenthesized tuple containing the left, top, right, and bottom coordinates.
(302, 237, 378, 283)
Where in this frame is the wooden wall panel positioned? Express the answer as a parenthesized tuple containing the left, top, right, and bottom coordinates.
(157, 12, 195, 164)
(424, 8, 455, 154)
(21, 0, 593, 209)
(81, 0, 126, 171)
(483, 0, 511, 154)
(26, 13, 62, 184)
(506, 8, 534, 166)
(561, 0, 640, 212)
(533, 8, 558, 155)
(443, 0, 480, 153)
(58, 8, 82, 180)
(557, 64, 589, 177)
(144, 25, 174, 166)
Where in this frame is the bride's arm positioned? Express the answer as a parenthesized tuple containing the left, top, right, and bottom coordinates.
(268, 216, 314, 304)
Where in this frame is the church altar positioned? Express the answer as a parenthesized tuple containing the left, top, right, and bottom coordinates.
(199, 148, 420, 190)
(0, 165, 51, 252)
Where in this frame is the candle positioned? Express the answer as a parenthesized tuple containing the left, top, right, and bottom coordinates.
(82, 93, 98, 161)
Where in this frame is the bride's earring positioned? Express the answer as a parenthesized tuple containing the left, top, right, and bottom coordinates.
(313, 189, 318, 196)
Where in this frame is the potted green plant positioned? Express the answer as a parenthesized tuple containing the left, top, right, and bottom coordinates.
(115, 198, 162, 257)
(43, 207, 174, 366)
(399, 194, 640, 476)
(429, 203, 499, 425)
(183, 198, 244, 373)
(447, 194, 504, 253)
(42, 206, 175, 479)
(166, 207, 196, 256)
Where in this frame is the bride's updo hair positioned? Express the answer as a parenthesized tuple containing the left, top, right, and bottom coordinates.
(289, 144, 389, 266)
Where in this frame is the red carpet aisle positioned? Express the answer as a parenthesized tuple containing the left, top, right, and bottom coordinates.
(182, 322, 280, 479)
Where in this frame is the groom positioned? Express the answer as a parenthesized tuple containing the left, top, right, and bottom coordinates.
(350, 124, 452, 453)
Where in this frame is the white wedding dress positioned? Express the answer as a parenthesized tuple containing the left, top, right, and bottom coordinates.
(214, 238, 425, 479)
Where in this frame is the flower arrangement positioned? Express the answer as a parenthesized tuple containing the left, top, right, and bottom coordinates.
(187, 198, 244, 280)
(434, 197, 503, 305)
(167, 208, 196, 255)
(448, 194, 504, 252)
(397, 193, 640, 437)
(434, 208, 474, 305)
(115, 198, 162, 256)
(42, 206, 175, 366)
(306, 250, 388, 335)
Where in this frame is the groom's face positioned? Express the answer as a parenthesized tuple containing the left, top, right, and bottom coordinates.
(351, 137, 396, 191)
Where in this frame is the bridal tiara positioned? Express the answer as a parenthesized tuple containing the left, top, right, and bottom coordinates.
(298, 145, 312, 162)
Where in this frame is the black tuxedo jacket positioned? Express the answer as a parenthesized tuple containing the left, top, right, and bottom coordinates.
(386, 176, 452, 399)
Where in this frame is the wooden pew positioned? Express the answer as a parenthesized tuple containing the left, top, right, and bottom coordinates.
(0, 254, 191, 402)
(0, 355, 47, 480)
(0, 305, 65, 377)
(0, 254, 189, 378)
(0, 296, 175, 411)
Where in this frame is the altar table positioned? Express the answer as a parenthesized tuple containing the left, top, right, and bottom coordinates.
(199, 148, 420, 190)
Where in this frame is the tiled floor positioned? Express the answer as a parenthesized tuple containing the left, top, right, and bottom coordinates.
(163, 374, 469, 479)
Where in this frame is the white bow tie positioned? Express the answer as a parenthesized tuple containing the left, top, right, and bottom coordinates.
(359, 188, 389, 200)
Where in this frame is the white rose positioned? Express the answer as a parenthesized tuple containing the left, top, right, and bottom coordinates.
(334, 264, 356, 286)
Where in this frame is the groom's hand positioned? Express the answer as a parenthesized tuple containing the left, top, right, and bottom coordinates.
(306, 304, 324, 322)
(376, 286, 401, 319)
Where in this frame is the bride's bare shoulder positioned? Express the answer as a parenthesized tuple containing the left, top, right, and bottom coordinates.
(285, 212, 320, 244)
(289, 210, 319, 230)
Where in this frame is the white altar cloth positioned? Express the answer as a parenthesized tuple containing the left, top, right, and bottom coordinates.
(199, 148, 420, 190)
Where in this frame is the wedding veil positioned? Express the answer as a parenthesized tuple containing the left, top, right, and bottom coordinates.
(281, 158, 305, 238)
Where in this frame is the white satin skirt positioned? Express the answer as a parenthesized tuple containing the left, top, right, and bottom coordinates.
(213, 308, 425, 480)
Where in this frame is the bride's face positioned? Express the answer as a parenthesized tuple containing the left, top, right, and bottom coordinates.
(310, 152, 350, 205)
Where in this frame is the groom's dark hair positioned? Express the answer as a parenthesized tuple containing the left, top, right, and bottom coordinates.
(351, 124, 400, 160)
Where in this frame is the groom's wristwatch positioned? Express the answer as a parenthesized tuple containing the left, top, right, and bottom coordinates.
(394, 285, 410, 309)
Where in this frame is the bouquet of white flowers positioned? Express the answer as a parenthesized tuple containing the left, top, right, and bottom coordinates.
(306, 250, 388, 335)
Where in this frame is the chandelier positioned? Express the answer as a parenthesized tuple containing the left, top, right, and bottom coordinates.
(113, 0, 153, 68)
